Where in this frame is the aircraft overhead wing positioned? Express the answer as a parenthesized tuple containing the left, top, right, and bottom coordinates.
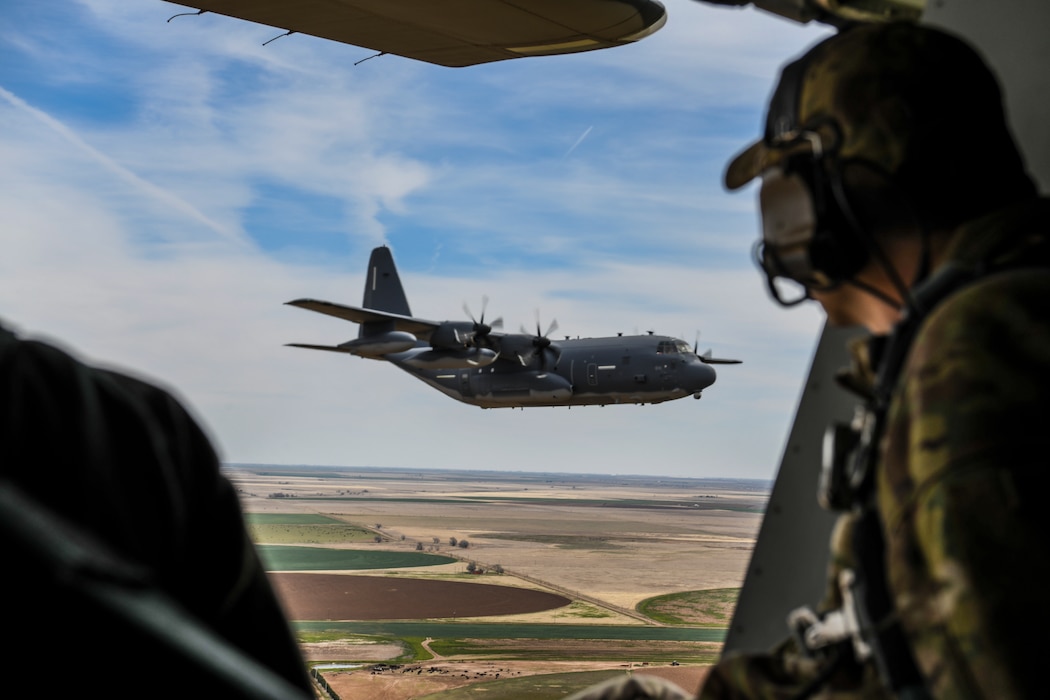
(286, 298, 439, 336)
(167, 0, 667, 67)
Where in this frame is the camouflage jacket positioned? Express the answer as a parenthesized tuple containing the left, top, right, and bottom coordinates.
(875, 196, 1050, 697)
(700, 196, 1050, 699)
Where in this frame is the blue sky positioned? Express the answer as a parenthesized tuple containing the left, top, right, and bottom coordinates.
(0, 1, 833, 479)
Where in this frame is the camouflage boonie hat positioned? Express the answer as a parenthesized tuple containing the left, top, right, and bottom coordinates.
(724, 22, 1001, 191)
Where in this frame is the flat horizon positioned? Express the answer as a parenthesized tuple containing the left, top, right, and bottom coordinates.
(223, 462, 774, 489)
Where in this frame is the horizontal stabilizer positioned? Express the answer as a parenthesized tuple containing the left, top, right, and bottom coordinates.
(285, 343, 357, 355)
(287, 327, 418, 357)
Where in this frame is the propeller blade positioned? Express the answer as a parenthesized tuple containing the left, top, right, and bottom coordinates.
(516, 311, 561, 368)
(699, 348, 743, 365)
(464, 296, 504, 347)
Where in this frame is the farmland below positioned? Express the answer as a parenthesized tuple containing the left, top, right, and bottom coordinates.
(228, 464, 768, 699)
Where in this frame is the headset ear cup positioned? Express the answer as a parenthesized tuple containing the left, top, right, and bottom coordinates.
(759, 153, 876, 290)
(809, 216, 869, 282)
(839, 160, 917, 241)
(800, 157, 871, 283)
(759, 169, 819, 282)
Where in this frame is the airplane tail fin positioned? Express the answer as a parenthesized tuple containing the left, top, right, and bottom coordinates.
(362, 246, 411, 316)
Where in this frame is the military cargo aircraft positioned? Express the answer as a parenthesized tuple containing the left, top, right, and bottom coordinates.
(286, 247, 740, 408)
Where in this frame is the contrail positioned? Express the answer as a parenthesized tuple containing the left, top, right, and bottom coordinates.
(563, 125, 593, 159)
(429, 242, 443, 271)
(0, 84, 246, 247)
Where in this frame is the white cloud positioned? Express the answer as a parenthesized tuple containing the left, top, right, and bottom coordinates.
(0, 0, 834, 480)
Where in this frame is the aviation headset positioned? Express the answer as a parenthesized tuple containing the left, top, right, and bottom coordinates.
(749, 36, 922, 310)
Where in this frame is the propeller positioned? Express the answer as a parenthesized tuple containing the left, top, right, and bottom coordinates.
(517, 312, 561, 370)
(462, 296, 503, 348)
(692, 332, 742, 365)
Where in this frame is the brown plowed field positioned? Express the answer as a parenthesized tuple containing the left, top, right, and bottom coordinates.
(270, 573, 571, 620)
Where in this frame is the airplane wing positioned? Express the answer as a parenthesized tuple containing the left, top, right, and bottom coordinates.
(286, 298, 440, 336)
(166, 0, 667, 68)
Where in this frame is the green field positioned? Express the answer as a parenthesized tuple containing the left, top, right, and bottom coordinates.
(428, 637, 718, 664)
(245, 513, 377, 544)
(296, 622, 723, 666)
(295, 622, 722, 670)
(257, 545, 457, 571)
(636, 589, 739, 626)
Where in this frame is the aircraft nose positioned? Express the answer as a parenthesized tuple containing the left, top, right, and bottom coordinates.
(690, 361, 717, 390)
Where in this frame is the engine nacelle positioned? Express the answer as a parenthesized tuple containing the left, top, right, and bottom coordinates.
(429, 321, 475, 349)
(401, 347, 499, 369)
(338, 331, 417, 357)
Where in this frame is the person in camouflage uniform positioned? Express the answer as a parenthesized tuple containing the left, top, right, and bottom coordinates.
(565, 19, 1047, 700)
(697, 20, 1050, 700)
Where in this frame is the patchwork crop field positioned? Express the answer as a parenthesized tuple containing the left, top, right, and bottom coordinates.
(228, 464, 768, 699)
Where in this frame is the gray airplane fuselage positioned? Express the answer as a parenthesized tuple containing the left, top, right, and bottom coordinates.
(384, 334, 717, 408)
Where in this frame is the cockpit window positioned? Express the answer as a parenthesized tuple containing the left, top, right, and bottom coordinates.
(657, 340, 693, 355)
